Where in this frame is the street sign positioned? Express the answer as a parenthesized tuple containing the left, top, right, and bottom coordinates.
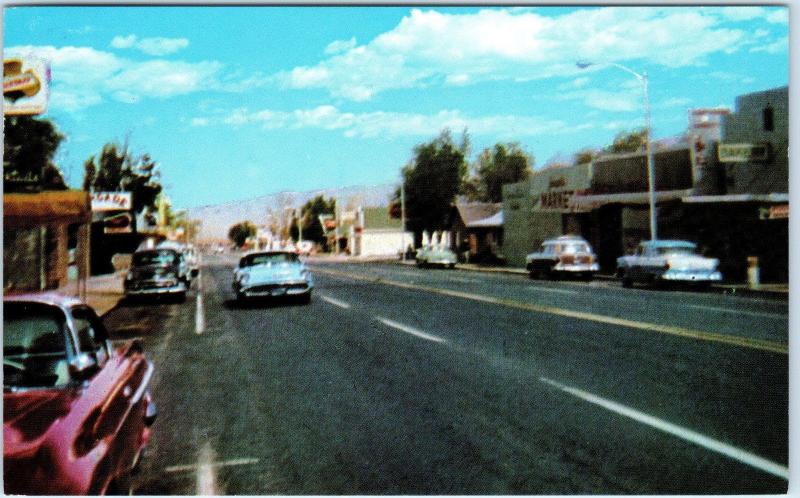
(4, 56, 50, 116)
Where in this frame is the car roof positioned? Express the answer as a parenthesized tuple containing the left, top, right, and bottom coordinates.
(544, 235, 588, 244)
(4, 291, 84, 309)
(641, 239, 696, 248)
(135, 247, 180, 255)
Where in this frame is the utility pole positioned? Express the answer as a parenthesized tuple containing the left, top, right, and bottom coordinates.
(400, 182, 407, 260)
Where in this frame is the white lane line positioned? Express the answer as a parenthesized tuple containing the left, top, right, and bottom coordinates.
(525, 286, 580, 295)
(539, 377, 789, 480)
(321, 295, 351, 309)
(195, 273, 205, 335)
(165, 457, 260, 473)
(686, 303, 786, 320)
(196, 442, 219, 495)
(377, 317, 447, 344)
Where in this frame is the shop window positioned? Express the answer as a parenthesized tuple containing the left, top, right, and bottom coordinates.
(763, 105, 774, 132)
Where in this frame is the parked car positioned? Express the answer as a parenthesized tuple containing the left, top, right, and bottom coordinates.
(616, 239, 723, 288)
(3, 293, 157, 495)
(125, 247, 190, 301)
(157, 241, 200, 279)
(232, 250, 314, 303)
(526, 235, 599, 280)
(415, 246, 457, 268)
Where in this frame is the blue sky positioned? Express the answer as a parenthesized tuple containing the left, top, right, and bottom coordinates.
(4, 5, 789, 209)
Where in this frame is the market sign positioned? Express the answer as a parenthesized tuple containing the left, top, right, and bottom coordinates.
(91, 192, 132, 212)
(4, 56, 50, 116)
(718, 143, 770, 163)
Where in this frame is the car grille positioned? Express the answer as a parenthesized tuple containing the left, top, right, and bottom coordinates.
(248, 283, 308, 293)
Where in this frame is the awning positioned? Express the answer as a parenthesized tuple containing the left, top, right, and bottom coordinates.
(4, 190, 92, 228)
(467, 210, 504, 228)
(568, 189, 693, 211)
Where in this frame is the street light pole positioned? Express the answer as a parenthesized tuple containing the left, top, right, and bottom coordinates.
(400, 181, 407, 260)
(577, 61, 658, 241)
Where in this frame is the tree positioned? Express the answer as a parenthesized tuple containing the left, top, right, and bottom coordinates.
(396, 129, 468, 243)
(228, 221, 256, 248)
(82, 142, 163, 217)
(3, 115, 67, 190)
(574, 147, 600, 165)
(606, 128, 648, 154)
(466, 143, 533, 202)
(293, 195, 336, 250)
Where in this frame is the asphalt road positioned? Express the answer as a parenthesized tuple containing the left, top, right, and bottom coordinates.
(102, 254, 788, 494)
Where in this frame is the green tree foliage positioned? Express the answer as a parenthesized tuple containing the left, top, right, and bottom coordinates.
(82, 142, 163, 215)
(399, 129, 468, 239)
(574, 147, 599, 165)
(606, 128, 648, 154)
(293, 196, 336, 249)
(467, 143, 533, 202)
(228, 221, 256, 248)
(3, 116, 67, 189)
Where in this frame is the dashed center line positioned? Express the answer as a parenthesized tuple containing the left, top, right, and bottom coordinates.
(377, 317, 447, 344)
(539, 376, 789, 480)
(195, 273, 206, 335)
(320, 295, 351, 309)
(525, 286, 580, 295)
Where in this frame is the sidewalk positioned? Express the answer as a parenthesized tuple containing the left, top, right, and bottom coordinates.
(60, 273, 125, 317)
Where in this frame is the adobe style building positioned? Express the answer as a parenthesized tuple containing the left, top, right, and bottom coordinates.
(502, 86, 788, 282)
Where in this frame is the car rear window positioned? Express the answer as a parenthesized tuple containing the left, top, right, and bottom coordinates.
(241, 253, 298, 267)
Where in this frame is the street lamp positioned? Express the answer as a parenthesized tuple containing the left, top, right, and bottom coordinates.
(577, 60, 657, 241)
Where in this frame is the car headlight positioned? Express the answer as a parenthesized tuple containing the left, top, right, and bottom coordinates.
(126, 272, 133, 281)
(239, 273, 249, 284)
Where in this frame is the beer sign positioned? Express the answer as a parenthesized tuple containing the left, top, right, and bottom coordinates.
(4, 56, 50, 116)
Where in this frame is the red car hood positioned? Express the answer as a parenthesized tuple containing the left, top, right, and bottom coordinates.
(3, 388, 80, 451)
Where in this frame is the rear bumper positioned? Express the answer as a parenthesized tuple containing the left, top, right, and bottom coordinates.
(660, 270, 722, 282)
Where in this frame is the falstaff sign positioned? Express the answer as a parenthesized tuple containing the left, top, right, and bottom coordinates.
(91, 192, 133, 212)
(4, 56, 50, 116)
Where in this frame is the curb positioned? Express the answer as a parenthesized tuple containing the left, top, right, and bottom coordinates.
(394, 259, 787, 300)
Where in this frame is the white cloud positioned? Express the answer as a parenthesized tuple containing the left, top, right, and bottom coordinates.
(136, 37, 190, 56)
(110, 34, 189, 55)
(111, 35, 137, 49)
(749, 36, 788, 54)
(6, 44, 225, 112)
(193, 105, 588, 140)
(325, 37, 357, 55)
(278, 7, 751, 101)
(766, 9, 788, 24)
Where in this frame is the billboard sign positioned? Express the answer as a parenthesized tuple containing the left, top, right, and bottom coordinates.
(103, 212, 133, 234)
(4, 56, 50, 116)
(91, 192, 132, 212)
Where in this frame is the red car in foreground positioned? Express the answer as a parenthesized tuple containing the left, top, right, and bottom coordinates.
(3, 293, 156, 495)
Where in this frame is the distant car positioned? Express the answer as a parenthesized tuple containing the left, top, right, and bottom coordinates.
(3, 293, 156, 495)
(616, 240, 723, 288)
(232, 251, 314, 303)
(415, 246, 457, 268)
(526, 235, 599, 280)
(125, 247, 190, 301)
(157, 241, 199, 279)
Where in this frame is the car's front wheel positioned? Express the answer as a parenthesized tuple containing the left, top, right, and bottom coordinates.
(298, 292, 312, 305)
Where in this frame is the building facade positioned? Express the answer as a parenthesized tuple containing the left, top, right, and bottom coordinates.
(502, 86, 788, 282)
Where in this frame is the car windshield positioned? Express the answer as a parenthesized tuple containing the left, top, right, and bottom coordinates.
(241, 253, 298, 267)
(656, 246, 697, 256)
(133, 250, 178, 267)
(561, 243, 589, 254)
(3, 302, 71, 389)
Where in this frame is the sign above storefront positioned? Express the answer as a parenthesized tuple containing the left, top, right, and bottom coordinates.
(718, 143, 771, 163)
(91, 192, 132, 212)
